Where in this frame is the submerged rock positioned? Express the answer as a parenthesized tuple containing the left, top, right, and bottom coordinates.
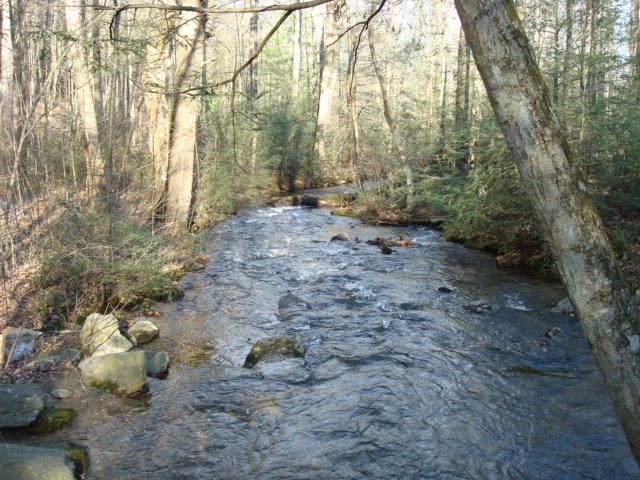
(127, 319, 159, 345)
(78, 351, 147, 394)
(0, 327, 43, 365)
(277, 293, 311, 319)
(464, 303, 493, 314)
(0, 384, 45, 428)
(145, 351, 170, 378)
(545, 327, 563, 339)
(79, 313, 133, 358)
(243, 337, 306, 369)
(0, 443, 87, 480)
(27, 408, 76, 434)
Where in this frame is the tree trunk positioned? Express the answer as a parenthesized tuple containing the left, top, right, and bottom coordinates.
(65, 0, 105, 199)
(345, 29, 361, 189)
(292, 8, 302, 99)
(142, 34, 171, 199)
(165, 0, 205, 228)
(631, 0, 639, 81)
(248, 0, 259, 174)
(454, 27, 471, 170)
(313, 0, 345, 175)
(367, 4, 413, 206)
(454, 0, 640, 463)
(0, 0, 13, 140)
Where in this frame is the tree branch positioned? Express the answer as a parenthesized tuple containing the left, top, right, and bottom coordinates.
(93, 0, 335, 15)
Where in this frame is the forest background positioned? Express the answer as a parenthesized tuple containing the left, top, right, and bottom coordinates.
(0, 0, 639, 330)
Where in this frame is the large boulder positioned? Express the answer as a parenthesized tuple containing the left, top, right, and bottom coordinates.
(277, 293, 311, 320)
(79, 313, 133, 357)
(0, 327, 42, 365)
(0, 384, 45, 428)
(126, 319, 159, 345)
(0, 443, 86, 480)
(243, 337, 306, 369)
(78, 351, 147, 394)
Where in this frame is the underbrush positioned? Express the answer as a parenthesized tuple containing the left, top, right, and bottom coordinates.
(14, 199, 206, 331)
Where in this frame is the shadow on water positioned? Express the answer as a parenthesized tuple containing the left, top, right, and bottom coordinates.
(35, 203, 639, 479)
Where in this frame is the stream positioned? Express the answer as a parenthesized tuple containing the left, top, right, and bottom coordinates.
(36, 186, 639, 479)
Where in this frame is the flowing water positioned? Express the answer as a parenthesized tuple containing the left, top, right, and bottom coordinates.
(37, 188, 639, 479)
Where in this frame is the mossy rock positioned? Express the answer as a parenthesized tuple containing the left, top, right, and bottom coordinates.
(331, 209, 360, 218)
(243, 337, 306, 369)
(27, 408, 76, 434)
(108, 282, 184, 309)
(140, 282, 184, 302)
(62, 446, 90, 478)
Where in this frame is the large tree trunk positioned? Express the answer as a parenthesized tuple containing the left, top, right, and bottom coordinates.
(454, 0, 640, 463)
(65, 0, 105, 199)
(142, 35, 170, 199)
(164, 0, 205, 228)
(313, 0, 345, 176)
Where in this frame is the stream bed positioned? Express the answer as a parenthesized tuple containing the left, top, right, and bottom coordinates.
(33, 191, 639, 479)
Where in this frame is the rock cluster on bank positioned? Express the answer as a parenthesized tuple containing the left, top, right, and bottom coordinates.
(77, 313, 169, 394)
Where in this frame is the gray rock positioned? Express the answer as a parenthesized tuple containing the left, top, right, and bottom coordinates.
(277, 293, 311, 319)
(243, 337, 306, 369)
(545, 327, 563, 339)
(0, 384, 45, 428)
(0, 443, 80, 480)
(330, 232, 349, 242)
(550, 297, 575, 315)
(0, 327, 43, 365)
(127, 319, 159, 345)
(50, 389, 74, 399)
(80, 313, 133, 357)
(29, 348, 81, 367)
(79, 351, 147, 394)
(145, 351, 169, 377)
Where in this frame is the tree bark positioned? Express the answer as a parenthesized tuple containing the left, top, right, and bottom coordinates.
(292, 8, 302, 98)
(453, 27, 471, 170)
(165, 0, 205, 227)
(313, 0, 345, 175)
(455, 0, 640, 463)
(142, 32, 171, 198)
(65, 0, 105, 199)
(631, 0, 639, 81)
(0, 0, 13, 140)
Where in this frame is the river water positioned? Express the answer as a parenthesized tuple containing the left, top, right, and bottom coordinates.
(40, 189, 639, 479)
